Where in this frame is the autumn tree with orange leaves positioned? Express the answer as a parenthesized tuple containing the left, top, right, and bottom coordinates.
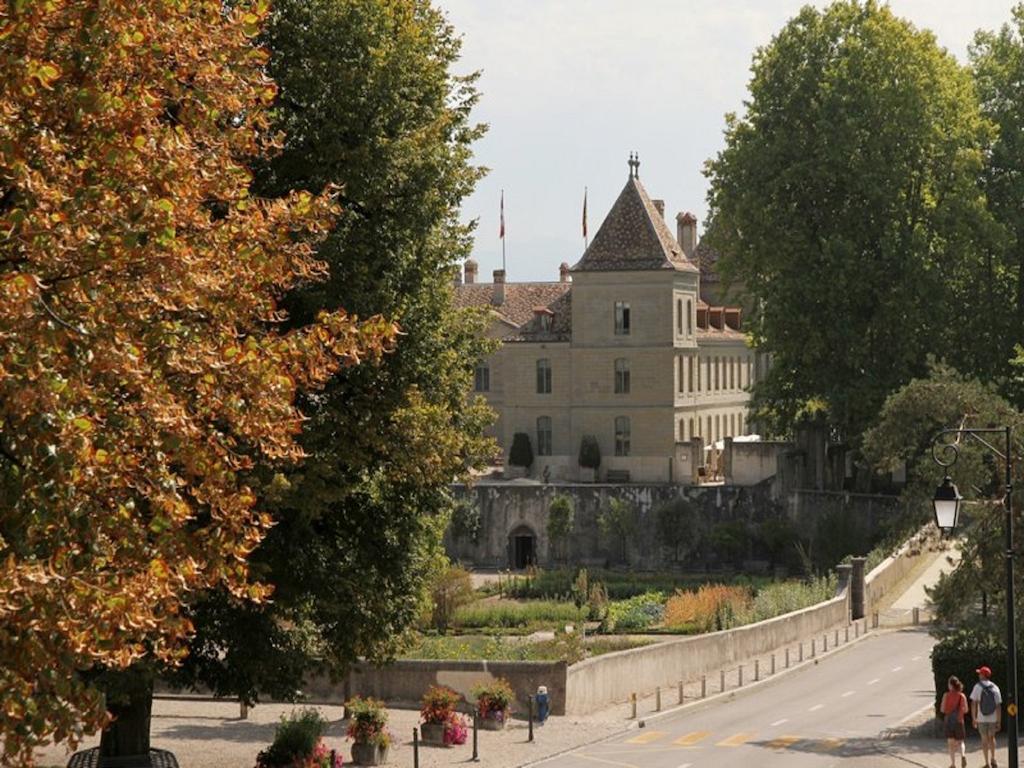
(0, 0, 394, 763)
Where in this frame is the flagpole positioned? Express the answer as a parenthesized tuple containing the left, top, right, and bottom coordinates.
(582, 186, 589, 249)
(500, 188, 506, 273)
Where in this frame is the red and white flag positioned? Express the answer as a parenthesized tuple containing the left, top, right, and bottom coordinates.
(499, 190, 505, 239)
(582, 187, 588, 239)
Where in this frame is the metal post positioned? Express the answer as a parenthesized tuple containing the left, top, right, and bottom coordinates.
(738, 665, 744, 687)
(811, 639, 816, 658)
(472, 713, 479, 761)
(771, 653, 775, 675)
(823, 633, 828, 652)
(701, 675, 707, 698)
(845, 626, 850, 643)
(529, 695, 535, 742)
(1005, 426, 1019, 768)
(873, 611, 879, 629)
(678, 680, 684, 705)
(855, 621, 860, 638)
(799, 642, 804, 662)
(754, 659, 759, 682)
(720, 669, 725, 692)
(786, 647, 790, 668)
(630, 692, 637, 719)
(834, 629, 839, 646)
(240, 700, 248, 720)
(656, 686, 662, 711)
(912, 606, 920, 625)
(414, 728, 420, 768)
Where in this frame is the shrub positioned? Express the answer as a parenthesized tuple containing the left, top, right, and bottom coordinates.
(420, 685, 462, 725)
(255, 708, 340, 768)
(547, 496, 575, 562)
(664, 584, 752, 632)
(578, 435, 601, 469)
(603, 592, 665, 632)
(429, 565, 475, 633)
(597, 498, 636, 563)
(449, 499, 481, 545)
(932, 628, 1020, 725)
(344, 697, 391, 748)
(655, 497, 703, 562)
(472, 678, 515, 719)
(738, 575, 836, 624)
(587, 581, 610, 621)
(709, 521, 750, 566)
(509, 432, 534, 468)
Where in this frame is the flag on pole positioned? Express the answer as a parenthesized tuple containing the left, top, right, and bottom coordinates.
(582, 187, 588, 239)
(499, 190, 505, 239)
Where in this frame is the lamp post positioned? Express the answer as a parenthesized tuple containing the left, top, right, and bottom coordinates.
(932, 427, 1018, 768)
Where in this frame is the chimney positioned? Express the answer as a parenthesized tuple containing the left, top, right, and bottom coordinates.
(652, 199, 665, 219)
(676, 212, 697, 258)
(559, 262, 571, 283)
(464, 258, 478, 284)
(492, 269, 505, 305)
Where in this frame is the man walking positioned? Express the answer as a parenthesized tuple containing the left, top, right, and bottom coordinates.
(970, 665, 1003, 768)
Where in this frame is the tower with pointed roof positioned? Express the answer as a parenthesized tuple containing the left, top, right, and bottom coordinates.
(454, 155, 754, 483)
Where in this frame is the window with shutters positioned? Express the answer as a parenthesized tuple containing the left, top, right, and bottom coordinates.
(614, 358, 630, 394)
(474, 362, 490, 392)
(536, 416, 552, 456)
(536, 358, 552, 394)
(614, 416, 631, 456)
(614, 301, 631, 335)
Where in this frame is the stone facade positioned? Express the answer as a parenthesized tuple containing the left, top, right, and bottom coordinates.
(455, 159, 757, 483)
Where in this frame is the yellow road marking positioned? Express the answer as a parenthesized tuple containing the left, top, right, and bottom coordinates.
(672, 731, 710, 747)
(625, 730, 667, 744)
(577, 754, 643, 768)
(716, 731, 756, 747)
(766, 735, 801, 750)
(817, 738, 845, 751)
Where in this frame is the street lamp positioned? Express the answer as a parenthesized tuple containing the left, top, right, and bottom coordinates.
(932, 427, 1018, 768)
(933, 475, 962, 533)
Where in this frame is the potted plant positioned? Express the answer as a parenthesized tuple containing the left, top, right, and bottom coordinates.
(345, 697, 391, 766)
(578, 435, 601, 482)
(255, 707, 343, 768)
(472, 678, 515, 731)
(506, 432, 533, 479)
(419, 685, 461, 746)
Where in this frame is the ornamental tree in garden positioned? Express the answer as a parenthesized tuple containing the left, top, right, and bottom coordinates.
(0, 0, 393, 763)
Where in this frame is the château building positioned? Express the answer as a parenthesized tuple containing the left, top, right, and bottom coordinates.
(455, 158, 760, 483)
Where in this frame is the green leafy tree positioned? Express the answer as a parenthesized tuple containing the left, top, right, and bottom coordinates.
(428, 565, 475, 634)
(597, 498, 637, 564)
(509, 432, 534, 469)
(547, 495, 575, 563)
(705, 0, 1000, 444)
(654, 497, 703, 563)
(863, 362, 1024, 635)
(972, 7, 1024, 384)
(170, 0, 494, 707)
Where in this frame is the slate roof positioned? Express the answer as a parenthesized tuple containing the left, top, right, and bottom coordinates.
(572, 177, 699, 273)
(453, 282, 571, 329)
(694, 240, 721, 284)
(505, 291, 572, 342)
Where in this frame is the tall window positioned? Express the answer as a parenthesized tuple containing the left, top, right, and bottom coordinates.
(706, 416, 712, 440)
(614, 416, 631, 456)
(715, 414, 721, 440)
(687, 354, 694, 392)
(687, 299, 693, 335)
(614, 301, 631, 335)
(676, 298, 683, 335)
(714, 357, 720, 391)
(677, 356, 684, 393)
(536, 416, 552, 456)
(696, 354, 702, 392)
(730, 413, 736, 436)
(615, 358, 630, 394)
(474, 362, 490, 392)
(536, 358, 552, 394)
(730, 358, 736, 390)
(688, 418, 695, 440)
(679, 418, 686, 441)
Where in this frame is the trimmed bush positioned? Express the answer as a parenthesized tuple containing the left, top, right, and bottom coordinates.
(509, 432, 534, 468)
(256, 708, 339, 768)
(931, 628, 1021, 727)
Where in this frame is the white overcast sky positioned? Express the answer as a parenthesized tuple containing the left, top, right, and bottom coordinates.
(436, 0, 1016, 282)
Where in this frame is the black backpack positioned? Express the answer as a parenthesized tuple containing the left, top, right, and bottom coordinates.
(980, 681, 998, 716)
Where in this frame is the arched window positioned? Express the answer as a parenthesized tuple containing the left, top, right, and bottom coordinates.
(474, 362, 490, 392)
(536, 416, 552, 456)
(715, 414, 721, 441)
(729, 413, 736, 436)
(714, 357, 720, 391)
(615, 358, 630, 394)
(689, 418, 695, 441)
(676, 298, 683, 335)
(614, 416, 631, 456)
(536, 358, 551, 394)
(687, 299, 693, 335)
(688, 354, 694, 392)
(730, 358, 736, 390)
(679, 418, 686, 441)
(706, 416, 712, 439)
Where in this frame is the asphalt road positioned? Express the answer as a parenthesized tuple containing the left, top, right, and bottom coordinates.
(538, 629, 937, 768)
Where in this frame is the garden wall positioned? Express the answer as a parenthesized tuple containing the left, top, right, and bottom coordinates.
(308, 660, 568, 716)
(564, 591, 850, 714)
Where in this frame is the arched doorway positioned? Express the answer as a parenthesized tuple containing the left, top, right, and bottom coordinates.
(508, 524, 537, 570)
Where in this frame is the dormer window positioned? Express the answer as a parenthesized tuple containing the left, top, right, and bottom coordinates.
(533, 306, 554, 333)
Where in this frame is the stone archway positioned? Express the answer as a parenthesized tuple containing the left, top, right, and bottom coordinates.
(508, 524, 537, 570)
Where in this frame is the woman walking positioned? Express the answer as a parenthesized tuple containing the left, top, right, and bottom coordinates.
(942, 675, 969, 768)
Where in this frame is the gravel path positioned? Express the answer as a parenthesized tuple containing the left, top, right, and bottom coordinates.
(34, 698, 624, 768)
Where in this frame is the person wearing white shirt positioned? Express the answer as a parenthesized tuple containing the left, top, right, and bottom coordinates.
(970, 665, 1003, 768)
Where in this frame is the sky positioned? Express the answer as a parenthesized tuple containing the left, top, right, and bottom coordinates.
(435, 0, 1016, 283)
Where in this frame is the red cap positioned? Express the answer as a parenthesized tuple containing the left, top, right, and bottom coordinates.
(977, 666, 993, 678)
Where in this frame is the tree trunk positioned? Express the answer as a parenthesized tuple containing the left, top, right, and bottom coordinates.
(99, 666, 154, 766)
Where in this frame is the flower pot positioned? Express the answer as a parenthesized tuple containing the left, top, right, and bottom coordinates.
(479, 711, 507, 730)
(420, 722, 446, 746)
(351, 741, 389, 766)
